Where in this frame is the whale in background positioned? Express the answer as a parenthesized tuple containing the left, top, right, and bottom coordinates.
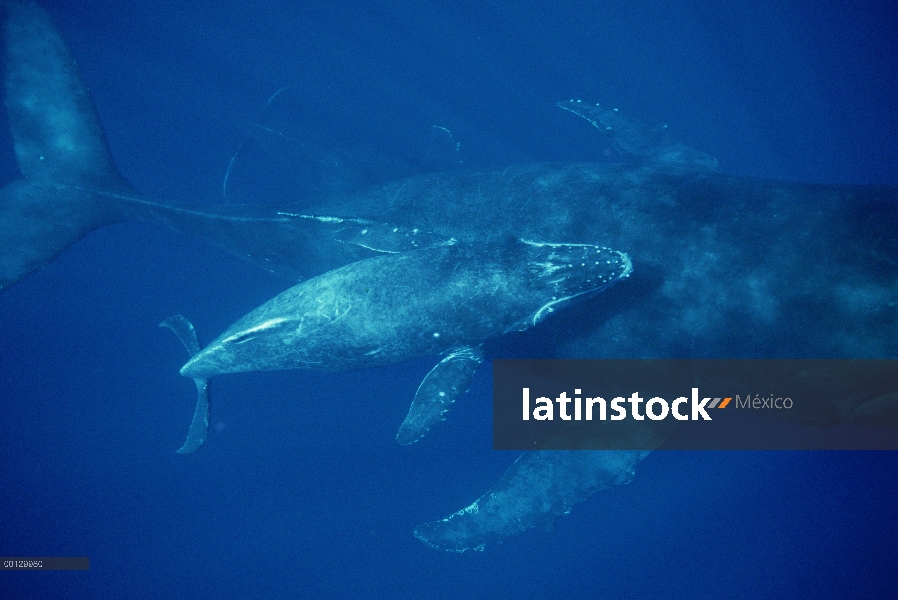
(2, 1, 897, 552)
(0, 1, 443, 291)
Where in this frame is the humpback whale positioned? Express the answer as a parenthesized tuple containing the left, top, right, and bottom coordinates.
(2, 1, 897, 553)
(172, 238, 630, 447)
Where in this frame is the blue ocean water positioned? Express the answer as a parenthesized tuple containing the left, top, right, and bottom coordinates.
(1, 0, 896, 598)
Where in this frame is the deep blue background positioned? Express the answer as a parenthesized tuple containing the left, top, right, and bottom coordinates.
(1, 1, 897, 598)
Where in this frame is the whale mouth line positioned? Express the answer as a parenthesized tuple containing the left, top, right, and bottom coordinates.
(220, 317, 289, 345)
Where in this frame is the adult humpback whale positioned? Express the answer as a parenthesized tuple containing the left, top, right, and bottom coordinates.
(1, 2, 897, 553)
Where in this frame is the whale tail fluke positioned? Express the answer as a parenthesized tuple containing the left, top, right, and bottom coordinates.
(160, 315, 211, 454)
(0, 1, 133, 291)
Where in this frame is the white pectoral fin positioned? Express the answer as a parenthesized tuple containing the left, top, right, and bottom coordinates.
(414, 450, 651, 552)
(848, 391, 898, 427)
(395, 345, 485, 445)
(177, 378, 210, 454)
(160, 315, 210, 453)
(556, 100, 718, 170)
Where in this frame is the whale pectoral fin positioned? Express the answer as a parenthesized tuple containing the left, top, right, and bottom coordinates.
(557, 100, 718, 171)
(160, 315, 210, 454)
(177, 378, 211, 455)
(396, 345, 485, 445)
(413, 450, 651, 552)
(848, 391, 898, 427)
(423, 125, 463, 172)
(328, 219, 453, 254)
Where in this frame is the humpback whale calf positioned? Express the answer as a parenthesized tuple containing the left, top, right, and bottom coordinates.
(2, 2, 897, 553)
(171, 238, 630, 448)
